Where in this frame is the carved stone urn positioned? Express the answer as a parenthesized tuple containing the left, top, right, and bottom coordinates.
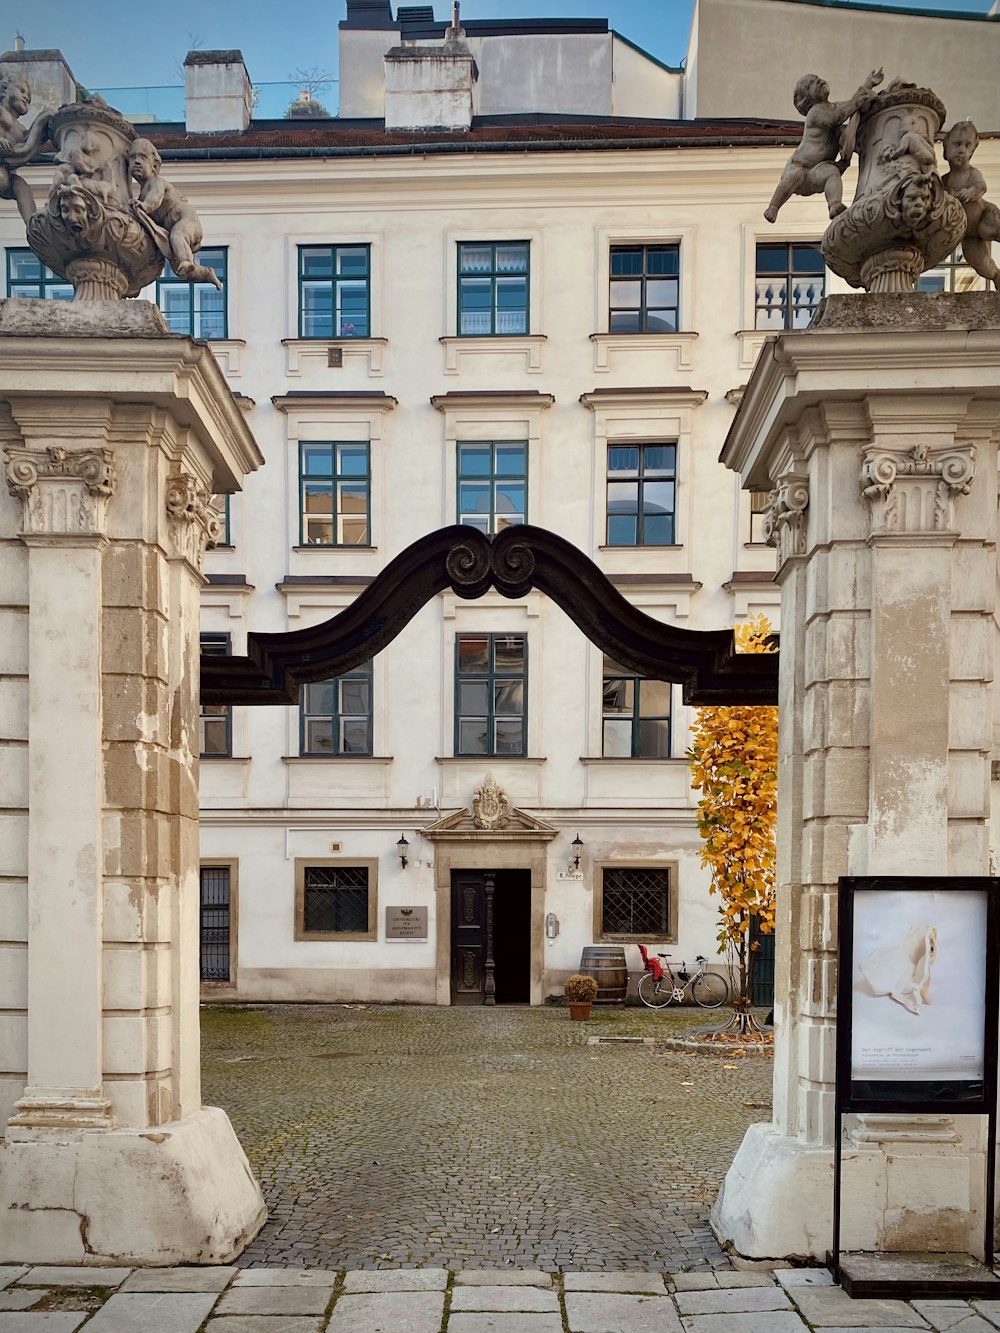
(822, 85, 966, 292)
(25, 101, 164, 301)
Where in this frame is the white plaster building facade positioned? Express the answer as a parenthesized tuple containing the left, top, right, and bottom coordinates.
(1, 0, 996, 1013)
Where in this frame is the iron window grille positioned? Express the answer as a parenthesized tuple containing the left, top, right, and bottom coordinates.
(606, 442, 677, 547)
(754, 242, 825, 330)
(199, 865, 231, 982)
(298, 244, 370, 338)
(609, 244, 680, 333)
(602, 867, 671, 937)
(300, 661, 373, 756)
(601, 657, 671, 758)
(917, 248, 988, 293)
(457, 241, 529, 335)
(299, 441, 371, 546)
(302, 865, 370, 933)
(457, 440, 527, 533)
(455, 633, 527, 757)
(155, 247, 227, 338)
(200, 632, 232, 757)
(5, 249, 73, 300)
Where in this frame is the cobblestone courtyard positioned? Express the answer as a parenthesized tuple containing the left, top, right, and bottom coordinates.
(201, 1003, 773, 1272)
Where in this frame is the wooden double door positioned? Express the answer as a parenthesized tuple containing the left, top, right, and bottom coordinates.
(451, 869, 531, 1005)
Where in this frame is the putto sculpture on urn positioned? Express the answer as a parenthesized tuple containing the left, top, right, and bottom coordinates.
(767, 69, 998, 293)
(0, 77, 219, 301)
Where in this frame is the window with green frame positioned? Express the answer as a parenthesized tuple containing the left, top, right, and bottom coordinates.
(602, 656, 671, 758)
(299, 442, 371, 546)
(209, 495, 232, 548)
(917, 248, 987, 293)
(606, 442, 676, 547)
(156, 247, 227, 338)
(298, 245, 370, 338)
(5, 249, 73, 300)
(457, 242, 529, 335)
(200, 632, 232, 757)
(609, 244, 680, 332)
(457, 441, 526, 533)
(455, 633, 526, 756)
(300, 662, 373, 756)
(754, 242, 825, 330)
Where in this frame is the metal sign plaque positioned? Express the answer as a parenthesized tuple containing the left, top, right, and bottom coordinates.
(385, 906, 428, 940)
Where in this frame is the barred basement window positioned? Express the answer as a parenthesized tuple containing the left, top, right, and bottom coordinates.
(199, 864, 232, 982)
(600, 866, 673, 940)
(295, 859, 378, 941)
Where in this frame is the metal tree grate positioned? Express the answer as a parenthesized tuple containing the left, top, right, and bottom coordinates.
(303, 865, 369, 933)
(602, 868, 670, 935)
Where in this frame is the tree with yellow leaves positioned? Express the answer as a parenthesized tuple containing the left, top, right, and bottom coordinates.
(688, 615, 777, 1034)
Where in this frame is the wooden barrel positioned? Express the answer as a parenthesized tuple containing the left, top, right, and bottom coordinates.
(580, 945, 628, 1004)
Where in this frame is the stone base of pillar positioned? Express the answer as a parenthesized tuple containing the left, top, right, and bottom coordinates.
(0, 1106, 265, 1265)
(712, 1122, 984, 1261)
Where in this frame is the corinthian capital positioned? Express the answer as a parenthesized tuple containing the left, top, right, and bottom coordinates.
(4, 444, 116, 537)
(861, 442, 975, 535)
(165, 473, 222, 571)
(762, 472, 810, 566)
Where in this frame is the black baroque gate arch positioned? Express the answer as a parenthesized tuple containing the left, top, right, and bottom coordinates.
(200, 524, 778, 706)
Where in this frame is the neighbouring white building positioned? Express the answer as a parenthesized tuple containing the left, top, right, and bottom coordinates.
(1, 0, 996, 1009)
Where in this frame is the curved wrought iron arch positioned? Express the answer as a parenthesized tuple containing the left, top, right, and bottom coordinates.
(200, 524, 778, 707)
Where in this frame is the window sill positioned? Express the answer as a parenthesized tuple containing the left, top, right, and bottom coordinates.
(599, 933, 676, 946)
(282, 337, 387, 377)
(590, 330, 698, 373)
(294, 931, 377, 943)
(598, 544, 683, 552)
(436, 755, 546, 764)
(200, 756, 250, 764)
(292, 545, 377, 552)
(283, 755, 392, 764)
(439, 334, 546, 375)
(579, 756, 687, 765)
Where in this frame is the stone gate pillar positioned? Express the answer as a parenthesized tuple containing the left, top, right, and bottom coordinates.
(0, 301, 266, 1264)
(713, 293, 1000, 1260)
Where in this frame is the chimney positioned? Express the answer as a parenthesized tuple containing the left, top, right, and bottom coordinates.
(184, 50, 252, 133)
(0, 46, 76, 126)
(383, 17, 476, 131)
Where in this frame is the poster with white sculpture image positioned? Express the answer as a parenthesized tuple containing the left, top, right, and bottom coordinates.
(851, 888, 987, 1083)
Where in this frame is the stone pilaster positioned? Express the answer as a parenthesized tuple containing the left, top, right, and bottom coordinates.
(713, 293, 1000, 1259)
(0, 301, 266, 1264)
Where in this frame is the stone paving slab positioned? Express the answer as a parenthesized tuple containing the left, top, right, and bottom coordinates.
(448, 1317, 563, 1333)
(119, 1268, 237, 1293)
(80, 1292, 219, 1333)
(0, 1317, 88, 1332)
(16, 1272, 131, 1290)
(342, 1269, 448, 1293)
(0, 1291, 43, 1311)
(449, 1285, 559, 1312)
(214, 1288, 330, 1316)
(790, 1288, 931, 1327)
(325, 1291, 446, 1333)
(676, 1285, 793, 1315)
(454, 1271, 551, 1287)
(0, 1274, 28, 1293)
(912, 1298, 995, 1331)
(564, 1291, 684, 1333)
(205, 1320, 323, 1333)
(777, 1269, 837, 1288)
(971, 1302, 1000, 1325)
(563, 1272, 667, 1293)
(232, 1273, 337, 1289)
(680, 1314, 811, 1333)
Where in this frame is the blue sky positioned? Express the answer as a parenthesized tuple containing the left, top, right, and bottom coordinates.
(6, 0, 994, 93)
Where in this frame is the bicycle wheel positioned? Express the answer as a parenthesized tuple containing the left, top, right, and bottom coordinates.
(637, 971, 675, 1009)
(691, 971, 729, 1009)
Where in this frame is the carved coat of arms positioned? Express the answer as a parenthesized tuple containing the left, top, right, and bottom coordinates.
(472, 774, 510, 831)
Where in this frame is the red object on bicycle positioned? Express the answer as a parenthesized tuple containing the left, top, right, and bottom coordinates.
(638, 944, 663, 982)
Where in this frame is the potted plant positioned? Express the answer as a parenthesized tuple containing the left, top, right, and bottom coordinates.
(564, 973, 599, 1020)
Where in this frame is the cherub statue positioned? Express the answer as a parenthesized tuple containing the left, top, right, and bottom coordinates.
(765, 67, 884, 224)
(877, 111, 937, 177)
(0, 73, 50, 226)
(942, 120, 1000, 289)
(128, 137, 222, 289)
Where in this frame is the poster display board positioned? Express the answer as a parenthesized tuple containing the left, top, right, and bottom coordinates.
(837, 877, 998, 1111)
(832, 876, 1000, 1277)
